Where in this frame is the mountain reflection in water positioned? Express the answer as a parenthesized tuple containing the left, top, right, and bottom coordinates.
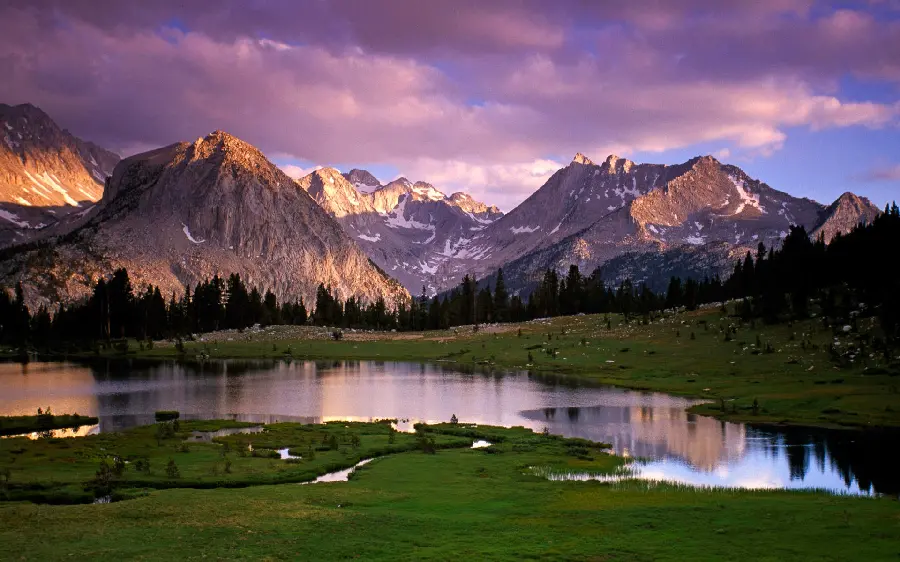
(0, 359, 895, 494)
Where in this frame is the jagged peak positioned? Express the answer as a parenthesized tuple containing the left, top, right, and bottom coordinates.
(826, 191, 879, 213)
(689, 154, 721, 168)
(599, 154, 635, 174)
(343, 168, 380, 186)
(377, 176, 413, 191)
(572, 152, 594, 165)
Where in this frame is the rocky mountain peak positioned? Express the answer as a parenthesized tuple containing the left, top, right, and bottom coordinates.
(572, 152, 594, 166)
(190, 130, 266, 163)
(448, 191, 503, 218)
(1, 102, 120, 246)
(688, 155, 721, 170)
(342, 168, 381, 192)
(599, 154, 635, 174)
(834, 191, 867, 206)
(411, 181, 445, 201)
(812, 191, 881, 243)
(295, 166, 373, 219)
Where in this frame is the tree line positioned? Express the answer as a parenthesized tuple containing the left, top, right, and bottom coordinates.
(1, 203, 897, 350)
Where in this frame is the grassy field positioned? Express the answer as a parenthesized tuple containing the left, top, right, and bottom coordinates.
(0, 421, 897, 561)
(118, 307, 900, 429)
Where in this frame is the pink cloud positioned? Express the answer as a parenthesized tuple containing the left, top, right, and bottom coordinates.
(1, 1, 898, 211)
(863, 164, 900, 182)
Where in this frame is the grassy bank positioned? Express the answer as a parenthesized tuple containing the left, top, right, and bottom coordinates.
(0, 421, 897, 561)
(0, 413, 99, 437)
(120, 307, 900, 429)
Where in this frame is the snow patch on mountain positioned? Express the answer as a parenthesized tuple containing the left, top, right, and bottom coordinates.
(385, 196, 436, 231)
(510, 225, 540, 234)
(729, 176, 765, 215)
(353, 182, 378, 194)
(0, 209, 31, 228)
(412, 183, 445, 201)
(182, 223, 206, 244)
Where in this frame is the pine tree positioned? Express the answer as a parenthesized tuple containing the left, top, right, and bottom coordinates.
(493, 269, 508, 322)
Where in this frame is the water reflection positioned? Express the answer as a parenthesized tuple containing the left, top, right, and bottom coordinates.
(0, 360, 895, 495)
(303, 458, 373, 483)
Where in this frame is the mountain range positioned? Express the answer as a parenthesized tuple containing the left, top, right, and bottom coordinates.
(0, 103, 882, 307)
(0, 117, 407, 308)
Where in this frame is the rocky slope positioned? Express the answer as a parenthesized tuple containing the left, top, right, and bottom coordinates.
(0, 103, 119, 247)
(298, 168, 502, 294)
(0, 131, 408, 309)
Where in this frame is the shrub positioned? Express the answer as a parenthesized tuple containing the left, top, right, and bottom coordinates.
(165, 459, 180, 479)
(112, 456, 127, 477)
(416, 431, 436, 454)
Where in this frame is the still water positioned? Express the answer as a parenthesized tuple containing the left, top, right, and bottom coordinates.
(0, 360, 894, 495)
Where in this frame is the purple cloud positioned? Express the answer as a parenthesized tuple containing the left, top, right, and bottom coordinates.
(1, 1, 898, 209)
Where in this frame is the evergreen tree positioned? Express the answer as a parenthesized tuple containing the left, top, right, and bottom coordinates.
(493, 269, 508, 322)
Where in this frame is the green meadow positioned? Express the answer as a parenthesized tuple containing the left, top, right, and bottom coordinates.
(0, 421, 897, 561)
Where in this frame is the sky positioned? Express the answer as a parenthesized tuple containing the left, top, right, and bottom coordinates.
(1, 0, 898, 211)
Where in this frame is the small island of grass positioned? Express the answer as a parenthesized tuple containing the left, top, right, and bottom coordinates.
(0, 411, 99, 436)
